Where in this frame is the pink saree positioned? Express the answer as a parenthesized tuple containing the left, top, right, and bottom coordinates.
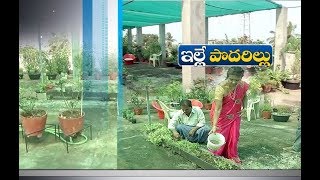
(209, 82, 249, 162)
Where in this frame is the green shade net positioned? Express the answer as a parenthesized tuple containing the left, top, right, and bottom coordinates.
(123, 0, 282, 29)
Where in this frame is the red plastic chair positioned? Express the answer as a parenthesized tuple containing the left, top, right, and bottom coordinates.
(151, 100, 165, 119)
(189, 99, 203, 109)
(123, 54, 136, 65)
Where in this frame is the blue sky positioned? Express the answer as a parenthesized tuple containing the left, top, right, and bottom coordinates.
(128, 1, 301, 43)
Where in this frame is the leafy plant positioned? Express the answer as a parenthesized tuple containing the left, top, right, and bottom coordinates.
(248, 76, 262, 97)
(156, 80, 184, 103)
(273, 105, 292, 115)
(143, 124, 173, 146)
(19, 46, 41, 74)
(47, 34, 71, 74)
(142, 123, 240, 170)
(122, 108, 136, 123)
(58, 73, 83, 118)
(167, 44, 178, 63)
(19, 87, 45, 117)
(186, 78, 211, 103)
(130, 92, 145, 108)
(260, 102, 272, 112)
(36, 82, 47, 93)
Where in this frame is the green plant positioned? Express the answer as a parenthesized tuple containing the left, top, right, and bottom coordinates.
(19, 46, 41, 74)
(143, 123, 173, 146)
(48, 34, 71, 74)
(167, 44, 178, 63)
(122, 108, 136, 123)
(142, 123, 240, 170)
(123, 66, 129, 76)
(58, 73, 83, 118)
(45, 54, 58, 75)
(36, 82, 47, 93)
(156, 80, 184, 103)
(260, 102, 272, 112)
(130, 92, 145, 108)
(273, 105, 292, 115)
(253, 67, 284, 89)
(290, 58, 301, 80)
(186, 78, 211, 103)
(19, 87, 45, 117)
(248, 76, 262, 97)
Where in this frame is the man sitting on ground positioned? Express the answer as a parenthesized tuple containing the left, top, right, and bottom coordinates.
(168, 99, 211, 143)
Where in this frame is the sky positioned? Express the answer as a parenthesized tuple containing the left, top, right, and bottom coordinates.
(127, 1, 301, 43)
(19, 0, 82, 47)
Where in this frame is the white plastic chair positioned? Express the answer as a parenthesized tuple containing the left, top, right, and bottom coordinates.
(157, 100, 178, 127)
(246, 94, 261, 121)
(149, 53, 162, 67)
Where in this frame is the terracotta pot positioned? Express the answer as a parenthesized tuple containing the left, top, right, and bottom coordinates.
(261, 111, 272, 119)
(21, 110, 47, 137)
(133, 108, 143, 115)
(58, 111, 85, 136)
(261, 84, 272, 93)
(204, 103, 212, 110)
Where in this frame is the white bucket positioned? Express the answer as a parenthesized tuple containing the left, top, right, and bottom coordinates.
(207, 133, 225, 151)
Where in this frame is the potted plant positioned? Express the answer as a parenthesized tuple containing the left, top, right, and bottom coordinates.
(185, 79, 212, 110)
(20, 46, 41, 80)
(259, 101, 272, 119)
(45, 53, 58, 80)
(57, 70, 85, 137)
(281, 61, 301, 90)
(48, 34, 71, 75)
(19, 87, 47, 138)
(272, 105, 292, 122)
(253, 68, 281, 93)
(165, 45, 178, 67)
(156, 80, 184, 106)
(281, 23, 301, 90)
(130, 91, 145, 115)
(35, 82, 47, 100)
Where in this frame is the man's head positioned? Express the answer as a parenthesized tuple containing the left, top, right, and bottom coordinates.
(180, 99, 192, 115)
(226, 67, 244, 86)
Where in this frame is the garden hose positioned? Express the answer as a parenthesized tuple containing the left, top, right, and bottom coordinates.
(19, 127, 88, 145)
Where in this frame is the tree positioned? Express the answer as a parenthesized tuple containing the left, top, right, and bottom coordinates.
(165, 32, 176, 50)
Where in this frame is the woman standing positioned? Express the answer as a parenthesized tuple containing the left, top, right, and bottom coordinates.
(209, 67, 249, 164)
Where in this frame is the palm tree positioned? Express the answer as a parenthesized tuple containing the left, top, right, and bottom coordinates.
(165, 32, 176, 50)
(267, 21, 298, 49)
